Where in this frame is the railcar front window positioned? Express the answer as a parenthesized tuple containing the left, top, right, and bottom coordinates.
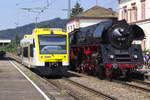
(38, 35, 67, 54)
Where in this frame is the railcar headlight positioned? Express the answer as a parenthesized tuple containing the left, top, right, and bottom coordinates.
(133, 54, 138, 59)
(41, 56, 43, 59)
(109, 55, 114, 60)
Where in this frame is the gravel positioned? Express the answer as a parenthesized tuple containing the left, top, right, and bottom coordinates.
(67, 71, 150, 100)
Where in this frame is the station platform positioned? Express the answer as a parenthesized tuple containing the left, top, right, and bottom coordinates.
(0, 57, 46, 100)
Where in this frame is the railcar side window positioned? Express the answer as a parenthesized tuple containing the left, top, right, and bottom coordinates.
(33, 39, 35, 48)
(23, 47, 28, 57)
(30, 45, 33, 57)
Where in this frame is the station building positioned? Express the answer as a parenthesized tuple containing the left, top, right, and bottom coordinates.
(0, 38, 11, 46)
(67, 5, 117, 33)
(118, 0, 150, 50)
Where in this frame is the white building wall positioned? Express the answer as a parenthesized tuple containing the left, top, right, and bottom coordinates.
(0, 40, 11, 43)
(67, 20, 76, 33)
(137, 21, 150, 49)
(145, 0, 150, 19)
(79, 19, 107, 28)
(67, 19, 108, 33)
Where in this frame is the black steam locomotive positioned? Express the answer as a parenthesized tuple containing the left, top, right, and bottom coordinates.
(69, 19, 145, 79)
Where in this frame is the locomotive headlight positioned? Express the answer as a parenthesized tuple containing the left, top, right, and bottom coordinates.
(113, 64, 118, 69)
(109, 55, 114, 60)
(133, 54, 138, 59)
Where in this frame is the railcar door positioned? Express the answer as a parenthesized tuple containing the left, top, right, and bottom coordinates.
(28, 42, 31, 68)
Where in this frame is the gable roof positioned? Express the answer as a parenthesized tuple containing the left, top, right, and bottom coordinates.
(67, 6, 117, 22)
(76, 6, 117, 17)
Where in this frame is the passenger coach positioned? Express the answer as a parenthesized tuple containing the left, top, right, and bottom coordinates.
(19, 28, 69, 75)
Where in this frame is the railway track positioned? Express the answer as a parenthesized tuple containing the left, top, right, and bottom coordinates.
(44, 78, 79, 100)
(112, 80, 150, 93)
(7, 53, 150, 99)
(8, 53, 117, 100)
(45, 77, 118, 100)
(62, 77, 118, 100)
(132, 79, 150, 86)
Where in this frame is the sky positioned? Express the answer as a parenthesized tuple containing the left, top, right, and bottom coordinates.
(0, 0, 118, 30)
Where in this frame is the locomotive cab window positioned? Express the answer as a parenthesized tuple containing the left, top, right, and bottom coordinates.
(38, 34, 67, 54)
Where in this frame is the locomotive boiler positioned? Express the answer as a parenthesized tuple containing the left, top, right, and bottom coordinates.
(69, 19, 145, 79)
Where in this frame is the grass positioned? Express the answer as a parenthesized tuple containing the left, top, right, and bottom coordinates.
(23, 69, 39, 85)
(23, 69, 69, 97)
(56, 89, 68, 96)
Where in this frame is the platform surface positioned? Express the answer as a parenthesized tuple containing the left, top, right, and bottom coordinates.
(0, 57, 45, 100)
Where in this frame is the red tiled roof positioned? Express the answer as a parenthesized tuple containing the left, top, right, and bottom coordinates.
(76, 6, 117, 17)
(68, 6, 117, 22)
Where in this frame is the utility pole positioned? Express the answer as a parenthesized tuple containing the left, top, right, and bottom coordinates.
(96, 0, 98, 6)
(68, 0, 71, 18)
(62, 0, 71, 18)
(20, 0, 50, 28)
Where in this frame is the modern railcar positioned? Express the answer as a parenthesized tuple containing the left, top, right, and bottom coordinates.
(69, 19, 145, 79)
(19, 28, 69, 75)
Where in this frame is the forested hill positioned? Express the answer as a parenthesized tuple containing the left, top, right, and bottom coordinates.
(0, 18, 66, 40)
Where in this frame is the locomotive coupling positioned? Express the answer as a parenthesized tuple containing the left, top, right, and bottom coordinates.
(112, 64, 118, 69)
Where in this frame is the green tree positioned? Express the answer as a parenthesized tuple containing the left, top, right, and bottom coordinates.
(71, 2, 83, 17)
(40, 25, 50, 28)
(14, 35, 20, 46)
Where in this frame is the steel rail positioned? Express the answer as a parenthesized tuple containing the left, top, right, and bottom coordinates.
(45, 78, 79, 100)
(7, 53, 79, 100)
(132, 79, 150, 86)
(112, 80, 150, 93)
(63, 77, 118, 100)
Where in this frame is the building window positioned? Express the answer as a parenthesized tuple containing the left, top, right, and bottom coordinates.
(141, 1, 146, 20)
(122, 6, 128, 22)
(70, 26, 72, 31)
(131, 3, 137, 22)
(133, 7, 137, 21)
(121, 10, 123, 20)
(73, 25, 75, 29)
